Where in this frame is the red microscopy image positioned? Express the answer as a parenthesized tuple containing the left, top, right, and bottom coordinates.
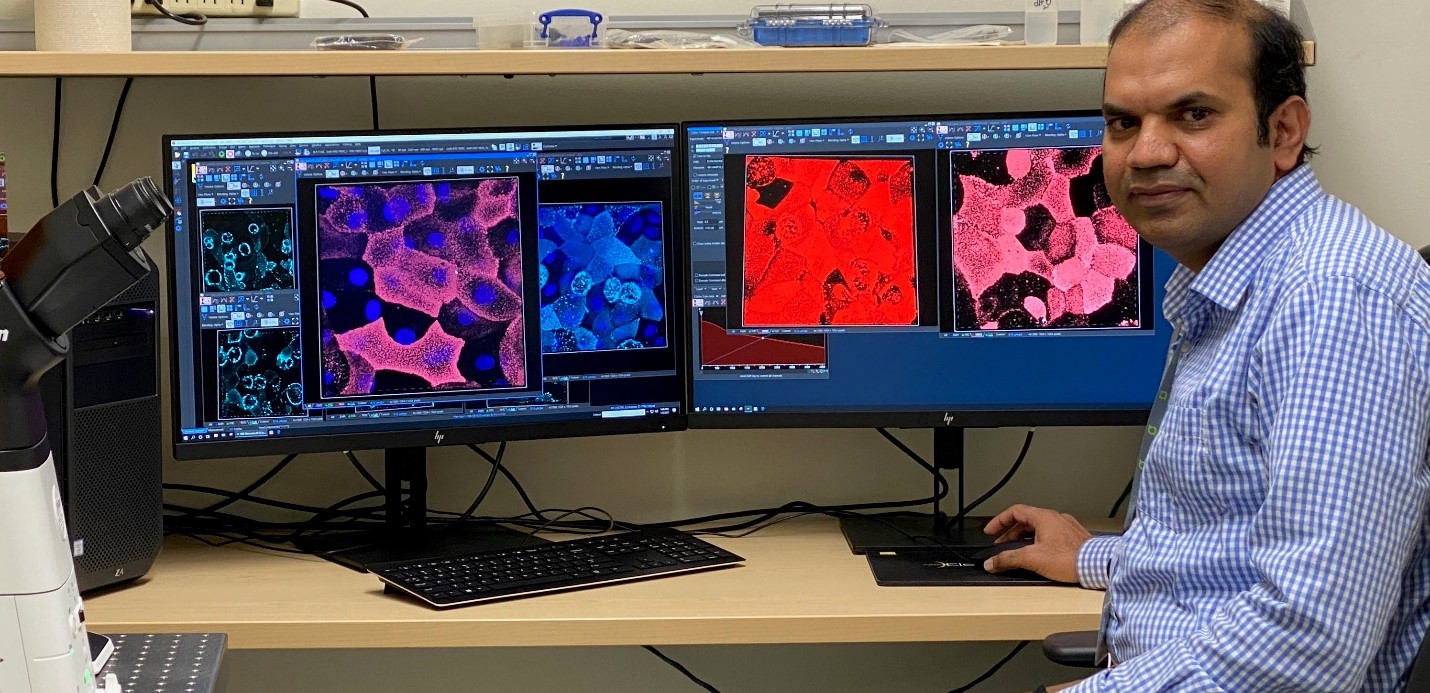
(316, 177, 529, 398)
(951, 147, 1141, 332)
(742, 156, 919, 327)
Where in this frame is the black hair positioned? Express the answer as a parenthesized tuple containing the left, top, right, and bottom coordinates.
(1110, 0, 1316, 164)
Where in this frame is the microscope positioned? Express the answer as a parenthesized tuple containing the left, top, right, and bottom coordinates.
(0, 178, 172, 693)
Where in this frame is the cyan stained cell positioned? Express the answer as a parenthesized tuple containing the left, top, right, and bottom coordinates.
(536, 202, 667, 353)
(218, 328, 303, 420)
(200, 209, 296, 293)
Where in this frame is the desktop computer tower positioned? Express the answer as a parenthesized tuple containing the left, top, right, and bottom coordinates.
(37, 271, 165, 594)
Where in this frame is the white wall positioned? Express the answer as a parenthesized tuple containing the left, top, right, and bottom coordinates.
(0, 0, 1425, 690)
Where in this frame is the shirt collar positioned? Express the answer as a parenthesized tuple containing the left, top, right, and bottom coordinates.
(1164, 165, 1323, 327)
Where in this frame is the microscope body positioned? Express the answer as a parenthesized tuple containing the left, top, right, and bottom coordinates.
(0, 451, 94, 693)
(0, 178, 172, 693)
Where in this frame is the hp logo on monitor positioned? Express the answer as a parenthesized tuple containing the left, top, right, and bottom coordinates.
(943, 413, 956, 426)
(0, 328, 9, 342)
(433, 431, 445, 444)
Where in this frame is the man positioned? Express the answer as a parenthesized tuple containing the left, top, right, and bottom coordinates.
(983, 0, 1430, 690)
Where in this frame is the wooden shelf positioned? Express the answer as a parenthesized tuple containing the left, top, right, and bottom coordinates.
(83, 517, 1104, 649)
(0, 42, 1313, 77)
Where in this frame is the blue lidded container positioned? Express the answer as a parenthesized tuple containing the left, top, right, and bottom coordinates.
(539, 8, 605, 48)
(745, 4, 878, 47)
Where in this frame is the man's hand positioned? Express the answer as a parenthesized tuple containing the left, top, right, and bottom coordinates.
(982, 504, 1093, 584)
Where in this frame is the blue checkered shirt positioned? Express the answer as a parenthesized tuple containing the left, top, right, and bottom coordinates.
(1071, 165, 1430, 692)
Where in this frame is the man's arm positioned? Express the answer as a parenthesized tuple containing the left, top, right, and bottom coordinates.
(1069, 276, 1430, 692)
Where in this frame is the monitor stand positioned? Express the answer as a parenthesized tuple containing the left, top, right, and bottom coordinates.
(294, 446, 547, 572)
(839, 428, 994, 554)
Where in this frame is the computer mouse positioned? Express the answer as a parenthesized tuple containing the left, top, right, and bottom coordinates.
(970, 538, 1034, 562)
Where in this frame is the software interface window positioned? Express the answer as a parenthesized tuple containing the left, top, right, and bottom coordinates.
(686, 114, 1174, 420)
(167, 127, 682, 454)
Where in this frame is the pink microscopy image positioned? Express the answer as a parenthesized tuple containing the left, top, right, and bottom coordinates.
(951, 147, 1142, 332)
(315, 177, 529, 398)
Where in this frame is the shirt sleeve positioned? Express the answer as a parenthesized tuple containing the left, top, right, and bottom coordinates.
(1077, 535, 1120, 590)
(1068, 276, 1430, 692)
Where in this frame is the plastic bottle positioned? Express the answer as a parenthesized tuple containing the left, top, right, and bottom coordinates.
(1080, 0, 1124, 45)
(1025, 0, 1060, 46)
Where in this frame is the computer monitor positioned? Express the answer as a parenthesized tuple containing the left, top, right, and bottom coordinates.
(683, 112, 1174, 549)
(165, 124, 685, 566)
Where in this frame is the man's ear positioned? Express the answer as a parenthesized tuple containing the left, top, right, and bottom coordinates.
(1269, 96, 1311, 173)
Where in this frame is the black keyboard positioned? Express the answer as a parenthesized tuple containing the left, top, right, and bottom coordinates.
(372, 527, 745, 608)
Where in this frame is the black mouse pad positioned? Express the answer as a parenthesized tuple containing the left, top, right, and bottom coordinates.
(866, 549, 1057, 586)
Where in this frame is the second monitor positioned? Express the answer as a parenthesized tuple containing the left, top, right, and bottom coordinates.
(684, 112, 1174, 548)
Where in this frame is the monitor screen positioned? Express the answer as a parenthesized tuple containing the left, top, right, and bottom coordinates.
(167, 125, 685, 460)
(685, 112, 1174, 428)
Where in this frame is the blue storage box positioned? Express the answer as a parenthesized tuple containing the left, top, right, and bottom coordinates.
(745, 4, 878, 47)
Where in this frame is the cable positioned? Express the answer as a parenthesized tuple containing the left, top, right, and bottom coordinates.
(1109, 476, 1134, 519)
(369, 77, 380, 131)
(643, 646, 721, 693)
(320, 0, 379, 130)
(163, 484, 384, 519)
(345, 451, 385, 493)
(643, 428, 952, 532)
(947, 641, 1029, 693)
(50, 78, 61, 209)
(169, 453, 298, 519)
(327, 0, 369, 17)
(468, 443, 548, 521)
(452, 442, 506, 523)
(145, 0, 207, 25)
(956, 428, 1035, 519)
(93, 77, 134, 188)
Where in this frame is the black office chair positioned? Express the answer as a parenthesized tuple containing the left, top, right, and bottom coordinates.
(1042, 245, 1430, 690)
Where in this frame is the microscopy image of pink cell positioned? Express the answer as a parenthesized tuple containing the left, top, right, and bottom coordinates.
(316, 177, 529, 398)
(951, 147, 1142, 332)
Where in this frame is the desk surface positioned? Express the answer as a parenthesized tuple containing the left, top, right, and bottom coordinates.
(83, 517, 1104, 649)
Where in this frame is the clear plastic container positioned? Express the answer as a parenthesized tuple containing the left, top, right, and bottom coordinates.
(1025, 0, 1059, 46)
(745, 4, 877, 47)
(538, 8, 605, 49)
(1079, 0, 1122, 45)
(474, 12, 545, 49)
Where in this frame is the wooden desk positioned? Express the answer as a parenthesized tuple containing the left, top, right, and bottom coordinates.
(83, 517, 1103, 649)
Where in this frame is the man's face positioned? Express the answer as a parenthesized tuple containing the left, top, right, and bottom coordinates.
(1102, 16, 1278, 271)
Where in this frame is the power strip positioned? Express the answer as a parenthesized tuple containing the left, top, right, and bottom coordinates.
(131, 0, 300, 18)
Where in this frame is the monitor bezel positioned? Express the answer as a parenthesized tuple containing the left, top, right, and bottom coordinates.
(681, 110, 1156, 430)
(165, 122, 690, 461)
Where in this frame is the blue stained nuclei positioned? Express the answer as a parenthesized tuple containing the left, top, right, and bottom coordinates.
(427, 232, 445, 248)
(424, 345, 451, 368)
(569, 271, 593, 296)
(456, 309, 476, 326)
(473, 283, 497, 305)
(383, 197, 411, 223)
(435, 182, 452, 200)
(364, 299, 382, 322)
(394, 328, 417, 345)
(432, 267, 449, 286)
(346, 211, 366, 230)
(319, 187, 340, 200)
(348, 267, 369, 287)
(475, 354, 496, 371)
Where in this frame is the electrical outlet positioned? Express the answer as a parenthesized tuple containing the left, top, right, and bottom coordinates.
(132, 0, 300, 18)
